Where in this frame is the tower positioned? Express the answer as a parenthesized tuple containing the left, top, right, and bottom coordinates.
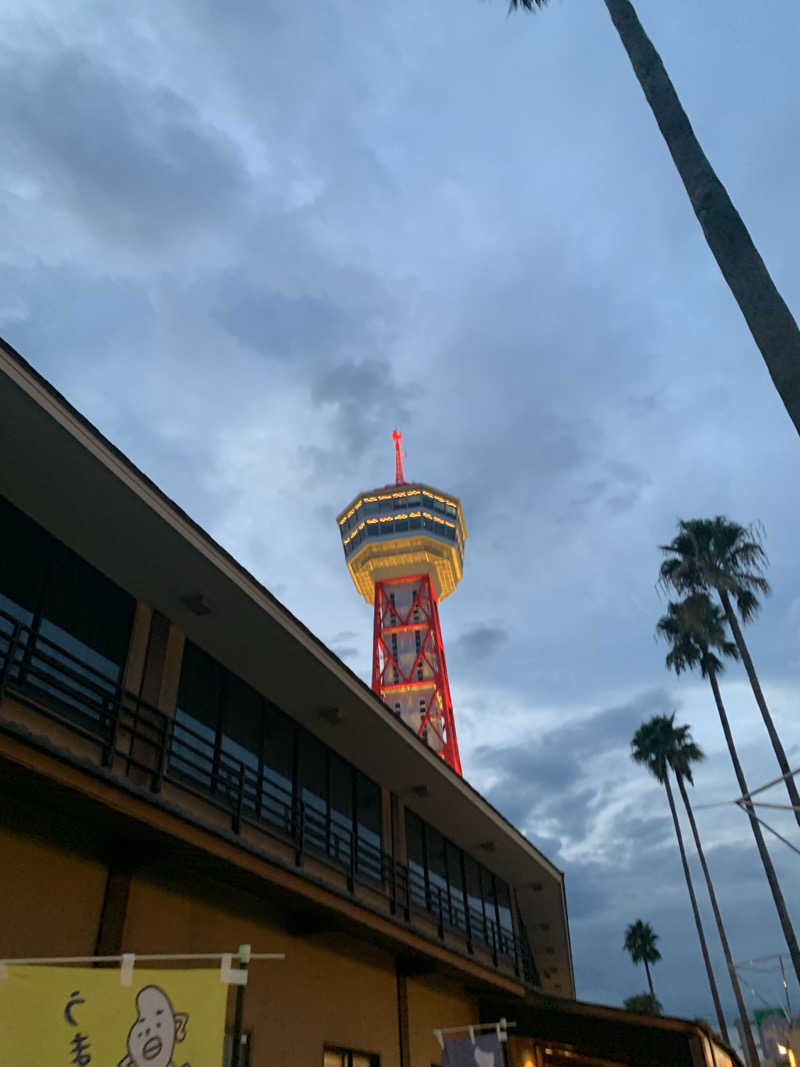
(336, 433, 466, 774)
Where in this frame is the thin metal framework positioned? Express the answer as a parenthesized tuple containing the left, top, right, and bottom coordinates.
(371, 573, 462, 775)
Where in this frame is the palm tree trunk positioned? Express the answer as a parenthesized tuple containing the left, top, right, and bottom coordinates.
(601, 0, 800, 436)
(708, 669, 800, 985)
(643, 957, 654, 999)
(675, 773, 759, 1067)
(718, 588, 800, 828)
(662, 772, 728, 1039)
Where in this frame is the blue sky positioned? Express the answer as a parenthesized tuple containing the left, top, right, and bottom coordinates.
(1, 0, 799, 1041)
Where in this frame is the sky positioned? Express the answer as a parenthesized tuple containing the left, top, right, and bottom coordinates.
(1, 0, 799, 1040)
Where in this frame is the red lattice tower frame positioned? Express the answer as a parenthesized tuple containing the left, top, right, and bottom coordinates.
(371, 572, 462, 775)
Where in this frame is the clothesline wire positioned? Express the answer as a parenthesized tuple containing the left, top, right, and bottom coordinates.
(1, 952, 284, 965)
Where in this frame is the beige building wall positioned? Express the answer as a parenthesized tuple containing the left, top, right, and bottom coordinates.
(406, 974, 480, 1067)
(0, 825, 107, 958)
(123, 874, 402, 1067)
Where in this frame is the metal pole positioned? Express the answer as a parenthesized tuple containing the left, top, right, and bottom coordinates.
(780, 956, 793, 1023)
(231, 943, 250, 1067)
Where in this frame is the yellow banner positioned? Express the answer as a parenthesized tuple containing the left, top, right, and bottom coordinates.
(0, 965, 228, 1066)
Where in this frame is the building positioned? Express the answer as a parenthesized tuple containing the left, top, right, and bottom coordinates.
(0, 337, 743, 1067)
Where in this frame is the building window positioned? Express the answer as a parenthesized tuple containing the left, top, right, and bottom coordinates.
(355, 771, 382, 880)
(173, 642, 383, 873)
(0, 493, 135, 727)
(324, 1047, 379, 1067)
(404, 809, 517, 957)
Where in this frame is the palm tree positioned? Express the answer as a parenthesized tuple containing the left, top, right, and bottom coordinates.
(508, 0, 800, 436)
(656, 594, 800, 988)
(631, 714, 727, 1041)
(623, 919, 661, 1000)
(672, 754, 759, 1067)
(660, 517, 800, 827)
(636, 699, 759, 1067)
(623, 993, 662, 1016)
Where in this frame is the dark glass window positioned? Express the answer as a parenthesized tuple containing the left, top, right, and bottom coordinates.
(0, 494, 135, 727)
(330, 752, 354, 866)
(356, 771, 382, 879)
(463, 854, 484, 939)
(496, 879, 513, 934)
(403, 810, 515, 955)
(173, 642, 223, 789)
(45, 547, 131, 671)
(261, 702, 294, 830)
(298, 731, 328, 852)
(172, 642, 382, 871)
(481, 867, 499, 947)
(219, 673, 262, 811)
(426, 826, 448, 916)
(0, 496, 48, 627)
(446, 841, 466, 932)
(405, 811, 427, 910)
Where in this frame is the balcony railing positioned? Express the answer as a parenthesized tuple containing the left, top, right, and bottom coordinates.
(0, 609, 537, 986)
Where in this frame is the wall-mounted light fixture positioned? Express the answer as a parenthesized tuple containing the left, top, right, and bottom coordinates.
(182, 593, 213, 616)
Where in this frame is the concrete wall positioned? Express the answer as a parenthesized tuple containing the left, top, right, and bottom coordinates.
(406, 973, 480, 1067)
(0, 824, 107, 958)
(123, 872, 402, 1067)
(0, 808, 487, 1067)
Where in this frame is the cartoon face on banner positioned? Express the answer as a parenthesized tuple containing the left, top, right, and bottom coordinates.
(0, 966, 227, 1066)
(120, 985, 189, 1067)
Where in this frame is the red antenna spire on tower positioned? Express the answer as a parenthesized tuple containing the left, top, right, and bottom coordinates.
(392, 429, 406, 485)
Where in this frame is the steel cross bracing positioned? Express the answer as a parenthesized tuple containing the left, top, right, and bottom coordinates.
(372, 573, 462, 775)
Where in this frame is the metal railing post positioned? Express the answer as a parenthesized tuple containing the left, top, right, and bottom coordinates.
(101, 682, 123, 768)
(0, 621, 22, 701)
(464, 904, 474, 955)
(151, 714, 171, 794)
(294, 799, 305, 867)
(232, 761, 245, 835)
(347, 830, 355, 893)
(389, 855, 397, 916)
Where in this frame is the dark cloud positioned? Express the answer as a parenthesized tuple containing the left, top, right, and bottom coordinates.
(475, 689, 674, 786)
(453, 624, 509, 663)
(218, 288, 354, 361)
(0, 48, 247, 247)
(310, 358, 410, 462)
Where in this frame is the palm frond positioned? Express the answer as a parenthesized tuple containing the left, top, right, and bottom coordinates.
(698, 649, 724, 679)
(507, 0, 548, 10)
(623, 919, 661, 964)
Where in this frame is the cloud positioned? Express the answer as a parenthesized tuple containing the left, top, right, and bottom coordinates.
(453, 624, 509, 663)
(0, 47, 247, 250)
